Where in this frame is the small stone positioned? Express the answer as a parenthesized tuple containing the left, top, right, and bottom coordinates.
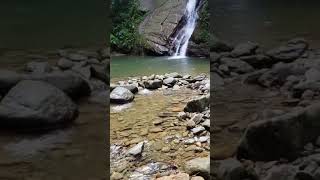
(190, 114, 204, 124)
(161, 147, 171, 153)
(177, 112, 187, 120)
(191, 176, 205, 180)
(149, 127, 163, 133)
(184, 138, 195, 145)
(191, 126, 205, 134)
(304, 143, 314, 151)
(198, 136, 209, 143)
(111, 172, 123, 180)
(187, 120, 196, 129)
(127, 142, 144, 156)
(202, 120, 210, 128)
(153, 119, 164, 125)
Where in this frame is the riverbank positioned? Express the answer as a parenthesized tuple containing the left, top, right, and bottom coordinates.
(211, 38, 320, 179)
(110, 73, 210, 179)
(0, 48, 108, 179)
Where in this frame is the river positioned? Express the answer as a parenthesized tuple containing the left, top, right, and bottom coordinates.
(211, 0, 320, 48)
(111, 56, 209, 80)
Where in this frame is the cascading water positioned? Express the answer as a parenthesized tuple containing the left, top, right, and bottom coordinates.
(170, 0, 199, 59)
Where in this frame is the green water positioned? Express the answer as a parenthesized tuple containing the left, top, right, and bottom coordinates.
(111, 56, 209, 80)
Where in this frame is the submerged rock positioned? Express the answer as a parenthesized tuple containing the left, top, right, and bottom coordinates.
(0, 80, 78, 129)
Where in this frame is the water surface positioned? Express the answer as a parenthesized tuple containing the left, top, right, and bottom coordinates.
(111, 56, 209, 80)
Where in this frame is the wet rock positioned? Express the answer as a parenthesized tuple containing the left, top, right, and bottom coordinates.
(0, 70, 24, 95)
(305, 68, 320, 82)
(220, 57, 254, 74)
(230, 42, 259, 58)
(57, 58, 74, 70)
(190, 114, 204, 124)
(0, 80, 78, 129)
(156, 173, 189, 180)
(198, 136, 209, 143)
(239, 54, 274, 68)
(163, 77, 176, 87)
(202, 119, 210, 129)
(187, 120, 196, 129)
(263, 164, 297, 180)
(190, 177, 205, 180)
(127, 141, 144, 156)
(216, 158, 248, 180)
(211, 72, 224, 89)
(66, 53, 88, 61)
(110, 87, 134, 104)
(238, 102, 320, 161)
(30, 72, 91, 99)
(144, 79, 163, 89)
(71, 65, 91, 79)
(119, 85, 138, 94)
(149, 127, 163, 133)
(177, 112, 187, 120)
(25, 61, 52, 74)
(111, 172, 123, 180)
(91, 64, 108, 83)
(266, 38, 308, 62)
(165, 72, 182, 78)
(184, 94, 210, 113)
(89, 91, 108, 105)
(185, 157, 210, 179)
(172, 84, 180, 91)
(191, 126, 205, 134)
(184, 138, 195, 145)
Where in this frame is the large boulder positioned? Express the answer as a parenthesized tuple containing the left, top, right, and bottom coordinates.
(184, 94, 210, 112)
(143, 79, 163, 89)
(110, 87, 135, 104)
(237, 102, 320, 161)
(29, 72, 91, 99)
(0, 80, 78, 129)
(230, 42, 259, 58)
(220, 57, 254, 74)
(266, 38, 308, 62)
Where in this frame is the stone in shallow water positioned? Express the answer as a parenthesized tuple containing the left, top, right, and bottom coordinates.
(185, 157, 210, 179)
(149, 127, 163, 133)
(110, 87, 134, 104)
(127, 141, 144, 156)
(191, 126, 205, 134)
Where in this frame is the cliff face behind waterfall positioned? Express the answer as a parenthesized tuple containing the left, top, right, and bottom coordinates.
(138, 0, 209, 57)
(110, 0, 209, 56)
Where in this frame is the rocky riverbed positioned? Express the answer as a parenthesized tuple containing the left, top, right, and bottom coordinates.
(110, 73, 210, 179)
(211, 38, 320, 179)
(0, 47, 109, 179)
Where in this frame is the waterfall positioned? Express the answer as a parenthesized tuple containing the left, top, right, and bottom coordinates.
(170, 0, 199, 58)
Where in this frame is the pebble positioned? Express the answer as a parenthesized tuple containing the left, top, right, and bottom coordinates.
(149, 127, 163, 133)
(191, 126, 205, 134)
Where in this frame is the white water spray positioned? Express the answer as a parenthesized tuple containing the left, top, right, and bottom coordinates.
(171, 0, 199, 59)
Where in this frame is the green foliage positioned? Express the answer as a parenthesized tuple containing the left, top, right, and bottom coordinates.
(111, 0, 145, 53)
(196, 0, 210, 44)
